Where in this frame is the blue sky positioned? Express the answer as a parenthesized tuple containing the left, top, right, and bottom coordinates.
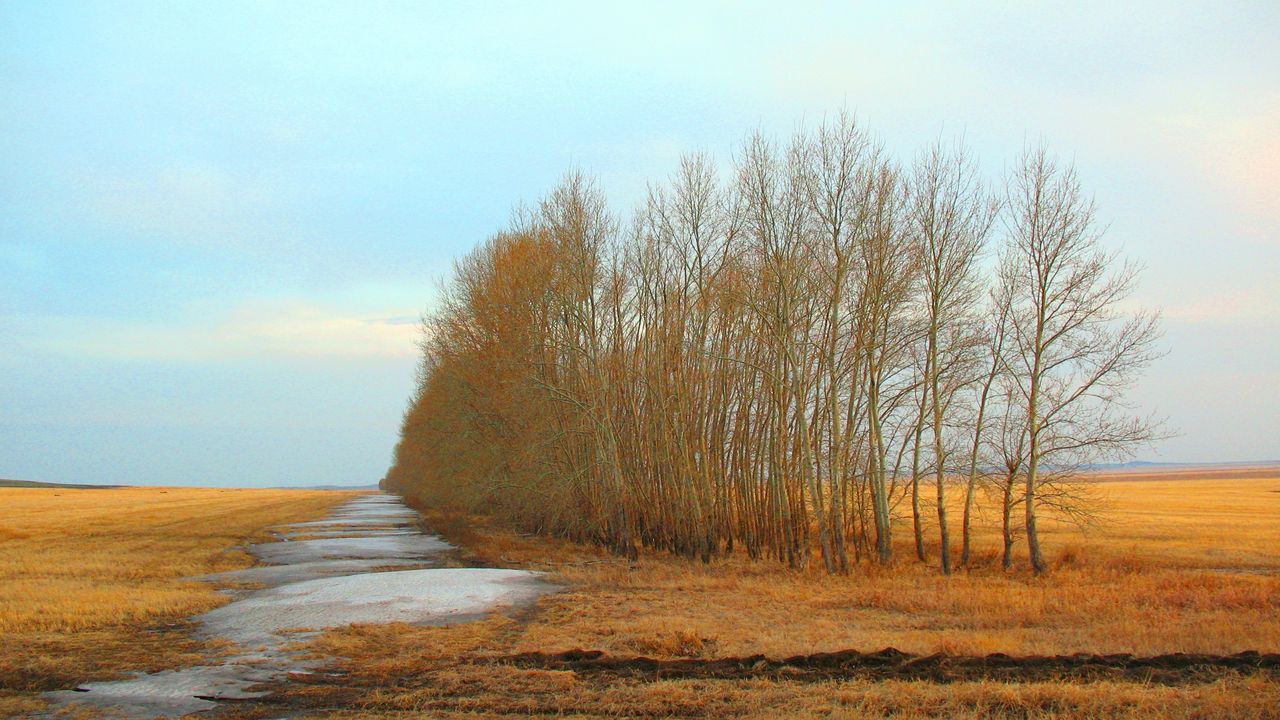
(2, 2, 1277, 486)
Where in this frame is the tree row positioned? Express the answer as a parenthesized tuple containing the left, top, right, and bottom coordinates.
(384, 114, 1160, 574)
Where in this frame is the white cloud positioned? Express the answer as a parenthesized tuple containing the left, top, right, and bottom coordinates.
(26, 298, 422, 362)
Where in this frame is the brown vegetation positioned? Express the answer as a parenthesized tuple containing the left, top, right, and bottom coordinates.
(0, 485, 354, 714)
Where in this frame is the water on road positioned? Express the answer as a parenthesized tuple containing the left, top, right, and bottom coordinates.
(44, 494, 554, 718)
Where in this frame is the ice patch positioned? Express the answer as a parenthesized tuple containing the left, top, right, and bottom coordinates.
(200, 567, 550, 647)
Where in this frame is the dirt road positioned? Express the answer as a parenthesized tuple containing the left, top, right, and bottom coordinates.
(44, 494, 554, 719)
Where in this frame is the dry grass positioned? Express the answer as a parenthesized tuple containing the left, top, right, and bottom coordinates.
(271, 619, 1280, 719)
(0, 485, 356, 692)
(416, 470, 1280, 659)
(262, 468, 1280, 719)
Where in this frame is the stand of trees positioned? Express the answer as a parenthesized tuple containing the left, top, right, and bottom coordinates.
(384, 115, 1161, 574)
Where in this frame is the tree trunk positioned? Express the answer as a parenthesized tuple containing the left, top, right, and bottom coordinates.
(1001, 472, 1015, 570)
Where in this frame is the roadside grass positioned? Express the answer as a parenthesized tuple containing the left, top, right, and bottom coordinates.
(265, 471, 1280, 719)
(0, 486, 357, 694)
(419, 472, 1280, 658)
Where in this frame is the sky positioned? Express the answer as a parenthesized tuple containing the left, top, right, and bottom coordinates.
(1, 2, 1277, 487)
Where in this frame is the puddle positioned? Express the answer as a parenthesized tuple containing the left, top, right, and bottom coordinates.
(44, 494, 555, 719)
(201, 567, 548, 647)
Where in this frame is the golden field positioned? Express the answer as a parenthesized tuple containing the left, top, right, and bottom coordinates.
(264, 468, 1280, 719)
(0, 485, 355, 715)
(2, 470, 1278, 718)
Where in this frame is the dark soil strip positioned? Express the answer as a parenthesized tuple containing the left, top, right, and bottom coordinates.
(496, 648, 1280, 685)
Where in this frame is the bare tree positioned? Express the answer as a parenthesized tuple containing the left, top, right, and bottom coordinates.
(799, 111, 871, 573)
(959, 279, 1011, 568)
(852, 150, 917, 565)
(1000, 145, 1162, 574)
(907, 138, 999, 573)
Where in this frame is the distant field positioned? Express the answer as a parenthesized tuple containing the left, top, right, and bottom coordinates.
(0, 485, 356, 716)
(1089, 463, 1280, 483)
(0, 479, 122, 489)
(1074, 466, 1280, 570)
